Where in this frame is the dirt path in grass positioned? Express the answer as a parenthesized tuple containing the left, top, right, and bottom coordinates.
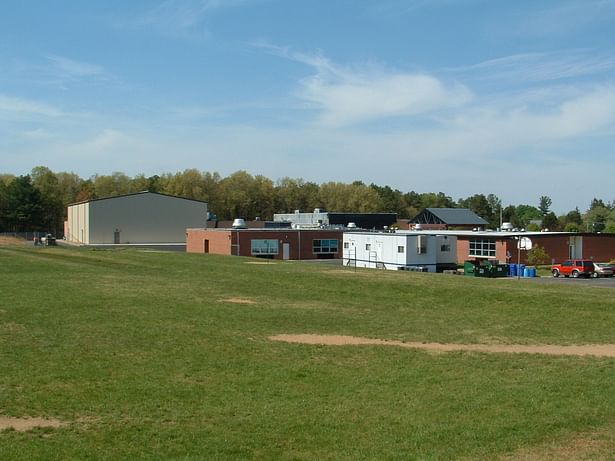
(0, 416, 64, 432)
(270, 334, 615, 357)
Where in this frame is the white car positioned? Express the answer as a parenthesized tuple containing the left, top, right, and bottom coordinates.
(592, 262, 614, 278)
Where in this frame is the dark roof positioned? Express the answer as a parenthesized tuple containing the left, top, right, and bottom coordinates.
(328, 213, 397, 230)
(68, 191, 208, 207)
(409, 208, 488, 226)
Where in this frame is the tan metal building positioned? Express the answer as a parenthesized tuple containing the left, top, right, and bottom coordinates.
(66, 191, 207, 245)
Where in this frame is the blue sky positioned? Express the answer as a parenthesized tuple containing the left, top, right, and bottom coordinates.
(1, 0, 615, 213)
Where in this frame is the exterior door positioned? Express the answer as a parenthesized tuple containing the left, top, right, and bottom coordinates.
(114, 229, 120, 244)
(283, 243, 290, 260)
(203, 239, 210, 253)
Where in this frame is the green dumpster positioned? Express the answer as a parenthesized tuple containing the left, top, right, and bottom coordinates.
(464, 259, 509, 278)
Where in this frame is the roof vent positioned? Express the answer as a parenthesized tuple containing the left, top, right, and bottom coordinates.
(231, 218, 247, 229)
(501, 222, 513, 231)
(347, 222, 357, 228)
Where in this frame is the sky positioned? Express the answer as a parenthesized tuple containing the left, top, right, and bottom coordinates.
(1, 0, 615, 214)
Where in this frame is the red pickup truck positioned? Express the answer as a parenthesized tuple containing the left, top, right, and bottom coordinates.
(551, 259, 595, 278)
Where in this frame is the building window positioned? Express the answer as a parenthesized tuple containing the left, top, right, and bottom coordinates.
(397, 246, 405, 253)
(469, 239, 496, 258)
(343, 242, 349, 249)
(251, 239, 279, 255)
(440, 244, 451, 252)
(313, 239, 339, 254)
(365, 243, 371, 251)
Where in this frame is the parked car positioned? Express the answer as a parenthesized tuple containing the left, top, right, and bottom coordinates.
(551, 259, 595, 278)
(592, 262, 614, 278)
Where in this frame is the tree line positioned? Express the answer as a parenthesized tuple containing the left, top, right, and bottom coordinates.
(1, 166, 614, 235)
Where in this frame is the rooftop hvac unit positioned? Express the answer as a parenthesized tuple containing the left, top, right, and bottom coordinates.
(231, 218, 247, 229)
(347, 222, 357, 228)
(501, 222, 513, 231)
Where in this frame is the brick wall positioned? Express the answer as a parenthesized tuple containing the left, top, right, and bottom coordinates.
(187, 228, 343, 260)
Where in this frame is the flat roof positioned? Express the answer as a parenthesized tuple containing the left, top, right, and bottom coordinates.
(345, 229, 572, 239)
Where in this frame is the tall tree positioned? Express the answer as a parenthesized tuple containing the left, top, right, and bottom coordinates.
(31, 166, 64, 235)
(538, 196, 552, 216)
(92, 172, 133, 198)
(0, 180, 7, 232)
(3, 176, 44, 232)
(370, 184, 406, 215)
(458, 194, 494, 227)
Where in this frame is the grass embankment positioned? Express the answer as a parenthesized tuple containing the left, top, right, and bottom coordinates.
(1, 244, 615, 460)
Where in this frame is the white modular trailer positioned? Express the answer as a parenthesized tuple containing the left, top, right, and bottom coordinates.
(342, 231, 457, 272)
(66, 192, 207, 245)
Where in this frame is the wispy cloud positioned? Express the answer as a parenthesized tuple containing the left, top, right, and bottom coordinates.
(0, 94, 63, 119)
(451, 51, 615, 84)
(43, 55, 114, 90)
(138, 0, 256, 37)
(47, 55, 106, 78)
(256, 44, 472, 127)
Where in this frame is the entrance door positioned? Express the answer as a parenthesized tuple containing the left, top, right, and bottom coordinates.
(203, 239, 210, 253)
(114, 229, 120, 244)
(283, 243, 290, 260)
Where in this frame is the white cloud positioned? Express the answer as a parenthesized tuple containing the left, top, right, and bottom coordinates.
(257, 46, 473, 127)
(302, 71, 471, 127)
(79, 129, 129, 152)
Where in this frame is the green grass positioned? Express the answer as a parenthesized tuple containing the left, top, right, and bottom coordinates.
(2, 245, 615, 460)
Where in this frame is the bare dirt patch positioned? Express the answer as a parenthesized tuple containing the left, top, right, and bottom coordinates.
(497, 427, 615, 461)
(270, 334, 615, 357)
(0, 236, 28, 247)
(220, 297, 257, 305)
(0, 416, 64, 432)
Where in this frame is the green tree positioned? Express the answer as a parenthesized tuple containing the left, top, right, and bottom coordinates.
(3, 176, 44, 232)
(92, 172, 134, 198)
(542, 212, 560, 231)
(584, 205, 609, 233)
(527, 244, 550, 266)
(318, 182, 383, 213)
(31, 166, 64, 235)
(515, 204, 542, 228)
(0, 180, 7, 231)
(420, 192, 455, 208)
(370, 184, 406, 215)
(538, 196, 552, 216)
(458, 194, 496, 228)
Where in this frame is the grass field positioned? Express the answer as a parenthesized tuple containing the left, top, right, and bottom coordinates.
(2, 243, 615, 460)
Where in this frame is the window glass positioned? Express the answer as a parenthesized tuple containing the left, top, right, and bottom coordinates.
(468, 239, 496, 257)
(251, 239, 279, 255)
(313, 239, 339, 254)
(397, 246, 405, 253)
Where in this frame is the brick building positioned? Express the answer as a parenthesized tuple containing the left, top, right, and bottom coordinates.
(186, 228, 344, 260)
